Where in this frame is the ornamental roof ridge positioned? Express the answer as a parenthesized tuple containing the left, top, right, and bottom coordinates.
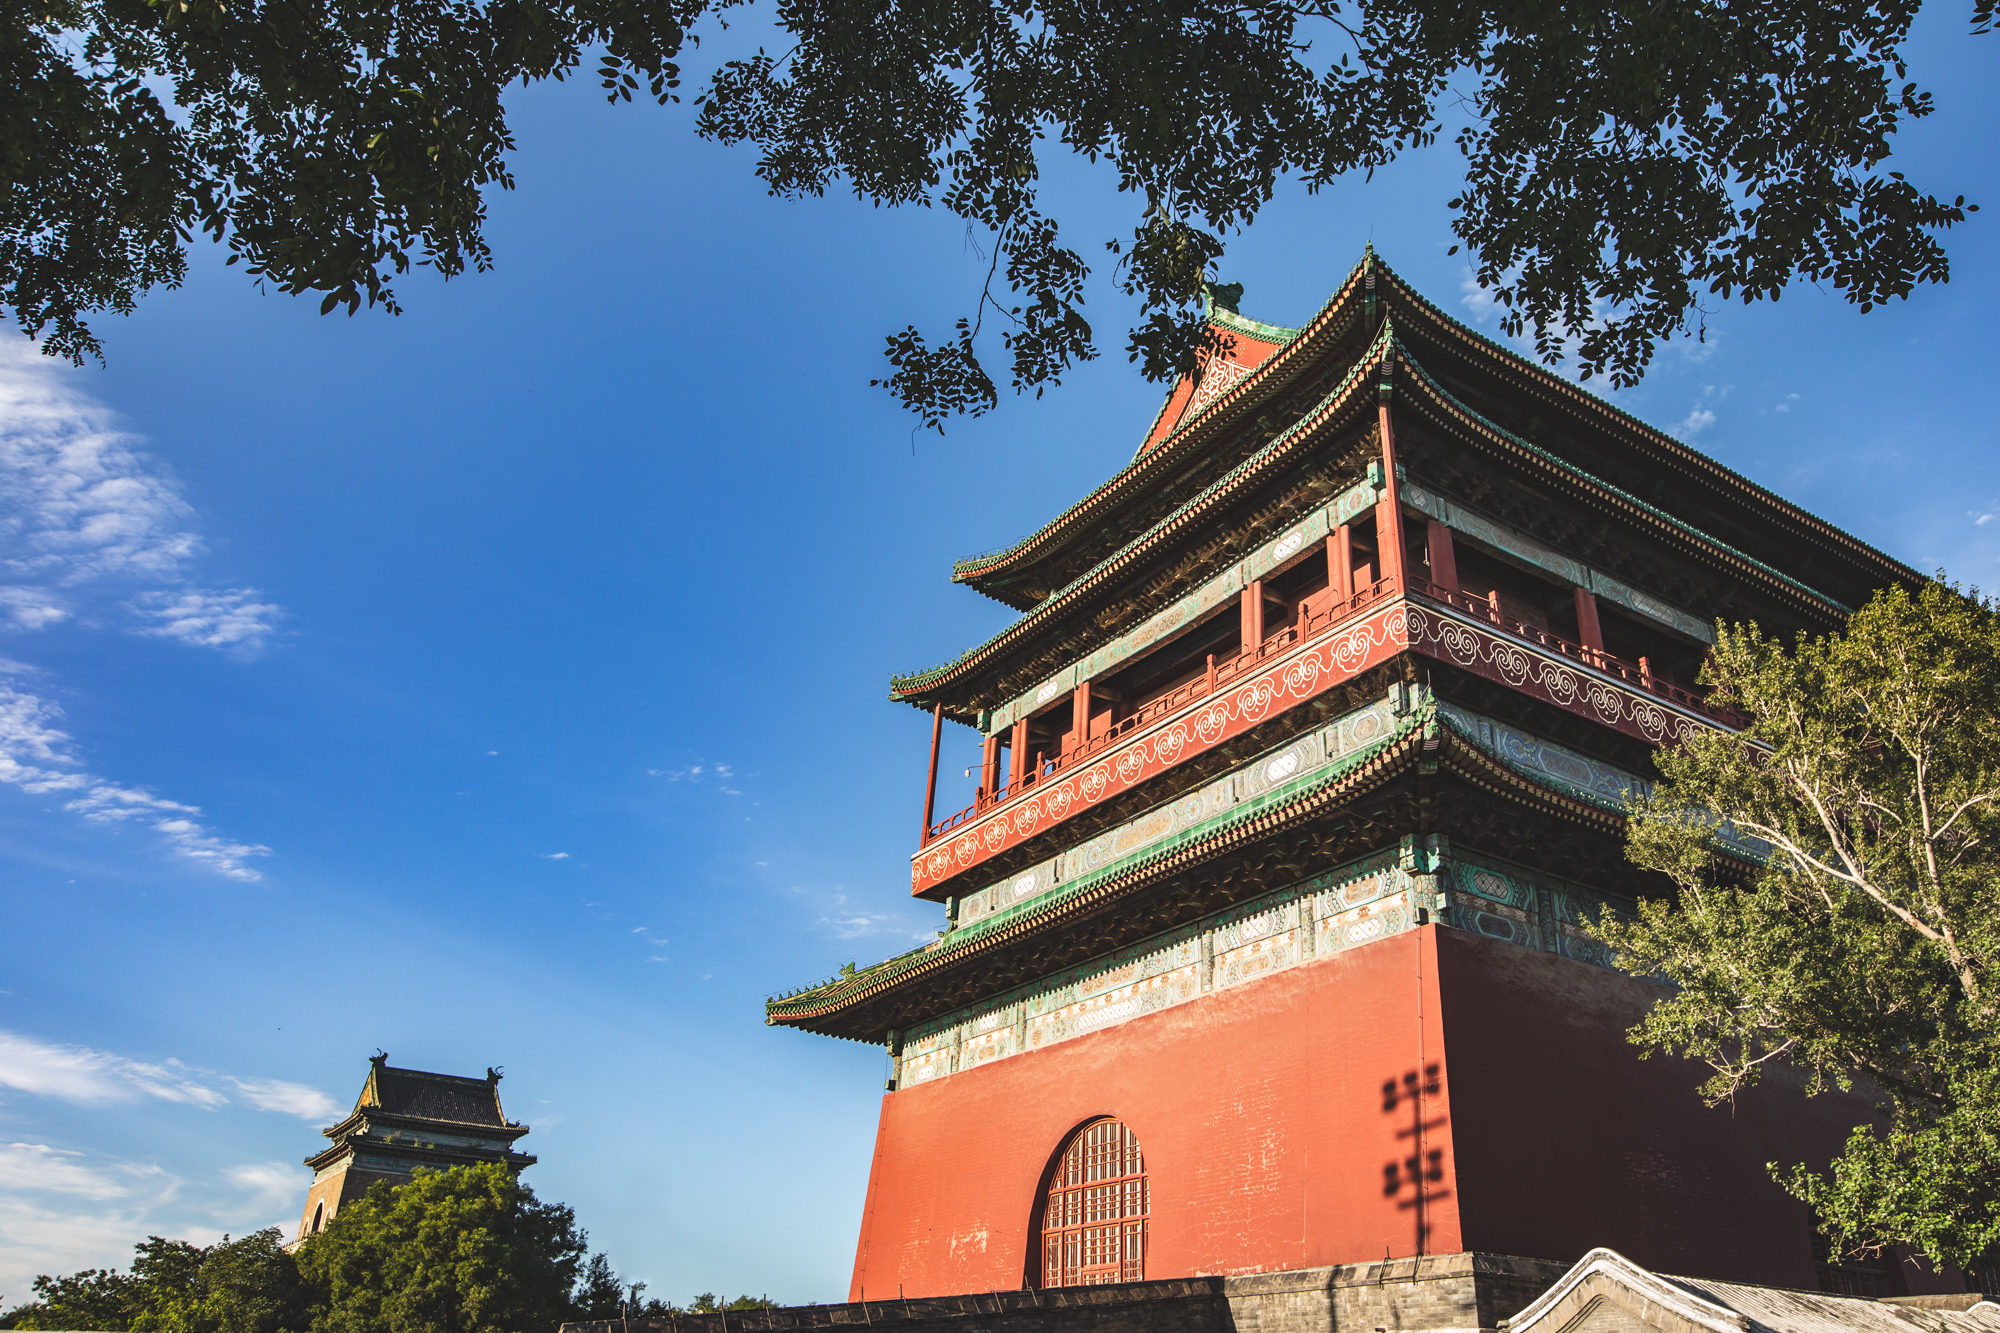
(1206, 303, 1305, 348)
(1388, 343, 1849, 616)
(1373, 266, 1920, 592)
(888, 319, 1396, 704)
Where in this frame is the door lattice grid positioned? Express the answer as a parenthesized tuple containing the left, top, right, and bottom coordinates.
(1039, 1120, 1147, 1287)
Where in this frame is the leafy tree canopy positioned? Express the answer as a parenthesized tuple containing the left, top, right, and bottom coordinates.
(296, 1163, 589, 1333)
(2, 1166, 661, 1333)
(2, 1232, 305, 1333)
(3, 0, 1982, 424)
(1601, 580, 2000, 1272)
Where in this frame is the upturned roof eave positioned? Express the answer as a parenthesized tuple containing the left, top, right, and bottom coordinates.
(303, 1141, 537, 1172)
(887, 320, 1395, 708)
(1375, 269, 1922, 594)
(1389, 347, 1851, 619)
(890, 323, 1855, 712)
(765, 712, 1429, 1038)
(947, 251, 1915, 622)
(763, 705, 1692, 1041)
(946, 263, 1374, 592)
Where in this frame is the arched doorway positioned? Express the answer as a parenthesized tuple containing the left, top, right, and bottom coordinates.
(1035, 1119, 1148, 1287)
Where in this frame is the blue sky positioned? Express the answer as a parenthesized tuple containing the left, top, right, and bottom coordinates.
(2, 8, 1999, 1309)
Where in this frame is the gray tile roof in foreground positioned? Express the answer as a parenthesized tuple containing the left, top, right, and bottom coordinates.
(1506, 1249, 2000, 1333)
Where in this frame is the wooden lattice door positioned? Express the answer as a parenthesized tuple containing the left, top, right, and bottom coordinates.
(1038, 1120, 1148, 1287)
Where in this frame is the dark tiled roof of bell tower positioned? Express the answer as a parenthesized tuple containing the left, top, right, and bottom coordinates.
(357, 1056, 511, 1127)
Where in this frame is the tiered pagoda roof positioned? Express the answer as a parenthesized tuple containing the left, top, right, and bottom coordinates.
(304, 1055, 534, 1179)
(769, 249, 1916, 1045)
(892, 251, 1917, 725)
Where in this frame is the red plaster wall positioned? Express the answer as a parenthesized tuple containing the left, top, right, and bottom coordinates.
(854, 927, 1884, 1300)
(1434, 929, 1874, 1290)
(851, 931, 1457, 1300)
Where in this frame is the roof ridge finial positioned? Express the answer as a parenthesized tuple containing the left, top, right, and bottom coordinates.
(1201, 278, 1244, 317)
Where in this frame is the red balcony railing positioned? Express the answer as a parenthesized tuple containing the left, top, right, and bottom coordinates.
(919, 573, 1748, 852)
(1404, 577, 1744, 727)
(920, 578, 1397, 845)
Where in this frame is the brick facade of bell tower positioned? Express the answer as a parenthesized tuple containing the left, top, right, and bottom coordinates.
(292, 1054, 534, 1245)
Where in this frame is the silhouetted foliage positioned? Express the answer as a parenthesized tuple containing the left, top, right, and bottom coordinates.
(2, 0, 1981, 425)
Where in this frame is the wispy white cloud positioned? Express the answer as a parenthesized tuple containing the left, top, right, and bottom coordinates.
(1671, 386, 1730, 443)
(0, 1175, 190, 1297)
(1673, 406, 1717, 441)
(0, 1030, 226, 1109)
(0, 1143, 155, 1200)
(0, 339, 281, 874)
(0, 344, 201, 591)
(810, 890, 936, 943)
(0, 586, 68, 630)
(0, 1030, 338, 1132)
(1459, 275, 1501, 326)
(0, 339, 288, 652)
(130, 588, 284, 656)
(0, 682, 268, 879)
(225, 1079, 339, 1123)
(542, 851, 569, 860)
(650, 760, 748, 796)
(823, 911, 892, 939)
(221, 1161, 304, 1214)
(0, 1149, 303, 1298)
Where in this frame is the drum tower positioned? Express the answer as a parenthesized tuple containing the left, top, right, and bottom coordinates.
(766, 251, 1921, 1301)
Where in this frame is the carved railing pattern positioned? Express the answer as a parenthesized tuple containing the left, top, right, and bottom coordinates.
(1404, 578, 1743, 727)
(923, 579, 1397, 844)
(910, 600, 1409, 894)
(914, 577, 1742, 892)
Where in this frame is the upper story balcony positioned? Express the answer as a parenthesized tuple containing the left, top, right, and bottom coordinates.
(923, 575, 1400, 847)
(1403, 576, 1743, 727)
(909, 486, 1745, 901)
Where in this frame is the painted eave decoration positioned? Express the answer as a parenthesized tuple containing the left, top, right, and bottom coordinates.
(889, 308, 1876, 720)
(764, 696, 1757, 1043)
(942, 248, 1917, 618)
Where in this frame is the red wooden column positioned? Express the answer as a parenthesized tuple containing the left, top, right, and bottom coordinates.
(978, 734, 1001, 804)
(1011, 717, 1032, 789)
(1376, 391, 1408, 592)
(1328, 524, 1353, 609)
(1425, 519, 1458, 595)
(1241, 579, 1266, 654)
(1573, 587, 1605, 666)
(920, 703, 943, 843)
(1070, 680, 1093, 756)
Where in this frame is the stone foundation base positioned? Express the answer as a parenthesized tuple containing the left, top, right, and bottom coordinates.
(561, 1253, 1573, 1333)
